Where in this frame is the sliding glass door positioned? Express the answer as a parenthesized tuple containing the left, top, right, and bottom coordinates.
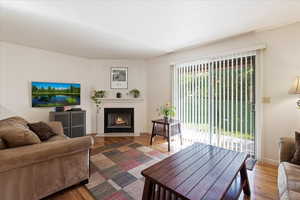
(172, 52, 256, 157)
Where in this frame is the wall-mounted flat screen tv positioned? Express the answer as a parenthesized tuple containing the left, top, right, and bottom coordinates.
(32, 82, 81, 107)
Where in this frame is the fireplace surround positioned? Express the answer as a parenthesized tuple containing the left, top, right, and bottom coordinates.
(104, 108, 134, 133)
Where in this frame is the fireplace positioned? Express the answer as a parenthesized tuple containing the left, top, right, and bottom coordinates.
(104, 108, 134, 133)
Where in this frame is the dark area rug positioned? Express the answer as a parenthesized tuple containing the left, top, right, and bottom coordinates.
(86, 141, 256, 199)
(86, 142, 168, 200)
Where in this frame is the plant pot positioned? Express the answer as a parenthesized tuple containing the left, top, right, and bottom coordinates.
(133, 94, 139, 98)
(164, 116, 169, 121)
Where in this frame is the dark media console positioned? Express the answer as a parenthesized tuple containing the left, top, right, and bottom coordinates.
(49, 110, 86, 138)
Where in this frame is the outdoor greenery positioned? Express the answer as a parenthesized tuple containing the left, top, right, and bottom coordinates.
(186, 123, 254, 140)
(175, 57, 255, 141)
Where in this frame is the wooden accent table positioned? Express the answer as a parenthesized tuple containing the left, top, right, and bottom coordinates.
(141, 143, 250, 200)
(150, 119, 182, 152)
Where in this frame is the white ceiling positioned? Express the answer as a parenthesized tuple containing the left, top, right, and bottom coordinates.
(1, 0, 300, 59)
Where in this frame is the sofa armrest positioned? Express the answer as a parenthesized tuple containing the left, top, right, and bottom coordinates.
(47, 121, 64, 136)
(0, 136, 92, 173)
(279, 137, 295, 163)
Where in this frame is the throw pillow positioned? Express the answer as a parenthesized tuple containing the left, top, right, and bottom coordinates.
(291, 131, 300, 164)
(27, 122, 56, 141)
(1, 127, 41, 148)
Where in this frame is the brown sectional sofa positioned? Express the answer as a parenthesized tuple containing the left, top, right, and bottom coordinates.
(278, 137, 300, 200)
(0, 117, 92, 200)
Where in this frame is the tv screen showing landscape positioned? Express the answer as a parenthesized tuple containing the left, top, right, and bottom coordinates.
(32, 82, 80, 107)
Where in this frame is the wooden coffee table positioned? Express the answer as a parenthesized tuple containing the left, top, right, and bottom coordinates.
(141, 143, 250, 200)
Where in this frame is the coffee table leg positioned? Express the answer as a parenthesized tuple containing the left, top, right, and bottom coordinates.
(150, 123, 155, 145)
(167, 125, 170, 152)
(240, 163, 251, 196)
(178, 123, 183, 145)
(142, 178, 152, 200)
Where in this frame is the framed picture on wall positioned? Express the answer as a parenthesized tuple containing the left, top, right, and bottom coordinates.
(111, 67, 128, 89)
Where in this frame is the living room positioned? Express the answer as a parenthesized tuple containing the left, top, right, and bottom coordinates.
(1, 1, 300, 200)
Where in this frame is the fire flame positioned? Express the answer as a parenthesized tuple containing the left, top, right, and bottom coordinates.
(115, 117, 126, 124)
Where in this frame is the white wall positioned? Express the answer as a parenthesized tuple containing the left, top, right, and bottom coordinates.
(0, 43, 4, 116)
(146, 22, 300, 163)
(0, 42, 148, 133)
(89, 59, 148, 133)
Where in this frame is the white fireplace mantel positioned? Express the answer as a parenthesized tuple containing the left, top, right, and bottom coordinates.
(99, 98, 144, 103)
(96, 98, 146, 136)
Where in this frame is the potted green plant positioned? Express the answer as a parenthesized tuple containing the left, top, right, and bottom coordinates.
(91, 90, 106, 134)
(91, 90, 106, 113)
(129, 89, 140, 98)
(158, 102, 176, 120)
(95, 90, 106, 98)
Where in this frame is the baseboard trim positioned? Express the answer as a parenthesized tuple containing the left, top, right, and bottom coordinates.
(261, 157, 279, 166)
(96, 132, 140, 137)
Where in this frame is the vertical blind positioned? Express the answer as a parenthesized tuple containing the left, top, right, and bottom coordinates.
(172, 51, 256, 156)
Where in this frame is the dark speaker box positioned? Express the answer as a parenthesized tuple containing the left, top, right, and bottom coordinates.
(55, 107, 65, 112)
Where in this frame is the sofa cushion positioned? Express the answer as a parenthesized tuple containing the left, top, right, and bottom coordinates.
(46, 135, 67, 142)
(291, 132, 300, 164)
(0, 139, 6, 149)
(0, 136, 92, 173)
(0, 116, 29, 130)
(0, 117, 30, 149)
(0, 127, 41, 148)
(28, 122, 56, 141)
(278, 162, 300, 200)
(47, 121, 64, 136)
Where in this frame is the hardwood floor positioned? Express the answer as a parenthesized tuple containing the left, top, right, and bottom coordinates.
(45, 134, 279, 200)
